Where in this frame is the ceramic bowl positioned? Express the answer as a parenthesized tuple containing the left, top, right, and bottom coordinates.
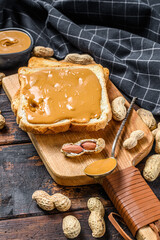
(0, 27, 34, 69)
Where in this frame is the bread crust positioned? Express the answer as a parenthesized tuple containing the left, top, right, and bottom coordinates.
(13, 58, 112, 134)
(28, 57, 73, 68)
(18, 116, 109, 134)
(11, 89, 20, 116)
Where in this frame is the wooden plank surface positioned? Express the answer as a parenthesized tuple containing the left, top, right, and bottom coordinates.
(0, 143, 111, 219)
(0, 208, 133, 240)
(2, 74, 154, 186)
(0, 141, 159, 220)
(0, 87, 30, 145)
(0, 111, 29, 145)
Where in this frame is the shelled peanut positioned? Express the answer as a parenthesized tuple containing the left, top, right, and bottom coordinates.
(152, 123, 160, 154)
(87, 197, 106, 238)
(32, 46, 54, 58)
(143, 154, 160, 182)
(61, 138, 105, 157)
(123, 130, 144, 149)
(137, 108, 156, 131)
(111, 96, 127, 121)
(62, 215, 81, 239)
(32, 190, 71, 212)
(64, 53, 94, 65)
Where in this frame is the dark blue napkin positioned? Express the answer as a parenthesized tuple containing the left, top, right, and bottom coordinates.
(0, 0, 160, 115)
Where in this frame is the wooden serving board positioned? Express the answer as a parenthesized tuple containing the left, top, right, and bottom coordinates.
(2, 74, 154, 186)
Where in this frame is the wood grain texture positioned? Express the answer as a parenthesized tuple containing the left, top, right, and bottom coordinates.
(0, 110, 30, 145)
(0, 208, 133, 240)
(2, 74, 154, 186)
(0, 143, 111, 220)
(0, 91, 12, 113)
(0, 87, 30, 145)
(0, 142, 158, 220)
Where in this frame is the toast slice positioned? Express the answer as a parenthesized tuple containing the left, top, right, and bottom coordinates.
(28, 57, 110, 81)
(16, 63, 112, 134)
(28, 57, 73, 68)
(12, 57, 110, 115)
(11, 88, 20, 116)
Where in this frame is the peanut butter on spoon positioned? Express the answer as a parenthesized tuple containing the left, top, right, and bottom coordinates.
(85, 158, 117, 177)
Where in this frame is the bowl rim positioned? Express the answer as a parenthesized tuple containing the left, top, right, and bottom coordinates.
(0, 27, 34, 56)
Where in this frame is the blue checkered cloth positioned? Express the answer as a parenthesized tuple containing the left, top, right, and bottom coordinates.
(0, 0, 160, 115)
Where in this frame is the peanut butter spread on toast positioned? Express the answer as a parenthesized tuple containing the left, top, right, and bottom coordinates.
(21, 68, 102, 124)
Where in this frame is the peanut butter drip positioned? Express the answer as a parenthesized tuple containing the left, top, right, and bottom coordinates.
(0, 30, 31, 54)
(21, 68, 102, 124)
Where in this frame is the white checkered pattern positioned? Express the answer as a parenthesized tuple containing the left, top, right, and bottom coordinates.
(0, 0, 160, 114)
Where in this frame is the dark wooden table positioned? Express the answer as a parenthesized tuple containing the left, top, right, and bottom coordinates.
(0, 69, 159, 240)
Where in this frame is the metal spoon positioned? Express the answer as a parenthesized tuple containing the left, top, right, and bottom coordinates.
(84, 97, 137, 179)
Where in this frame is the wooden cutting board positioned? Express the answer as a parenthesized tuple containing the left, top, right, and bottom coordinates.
(2, 74, 154, 186)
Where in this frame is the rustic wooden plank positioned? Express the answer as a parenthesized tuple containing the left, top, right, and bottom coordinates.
(0, 142, 159, 221)
(0, 143, 111, 220)
(0, 111, 30, 145)
(0, 208, 133, 240)
(0, 88, 12, 113)
(0, 87, 30, 145)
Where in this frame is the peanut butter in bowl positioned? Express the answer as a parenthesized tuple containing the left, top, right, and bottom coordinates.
(0, 28, 33, 69)
(0, 30, 31, 54)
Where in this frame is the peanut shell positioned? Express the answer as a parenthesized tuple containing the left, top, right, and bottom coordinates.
(143, 154, 160, 181)
(88, 211, 106, 238)
(123, 138, 137, 149)
(137, 108, 156, 130)
(51, 193, 71, 212)
(32, 190, 55, 211)
(62, 215, 81, 239)
(33, 46, 54, 58)
(0, 114, 5, 130)
(111, 96, 126, 121)
(130, 130, 144, 140)
(155, 131, 160, 154)
(87, 197, 105, 217)
(64, 53, 94, 65)
(0, 72, 5, 85)
(61, 138, 105, 157)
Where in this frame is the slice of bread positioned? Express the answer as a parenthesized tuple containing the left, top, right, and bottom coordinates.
(11, 88, 20, 116)
(28, 57, 110, 82)
(12, 57, 110, 118)
(28, 57, 73, 68)
(15, 63, 112, 134)
(12, 67, 110, 122)
(12, 57, 110, 115)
